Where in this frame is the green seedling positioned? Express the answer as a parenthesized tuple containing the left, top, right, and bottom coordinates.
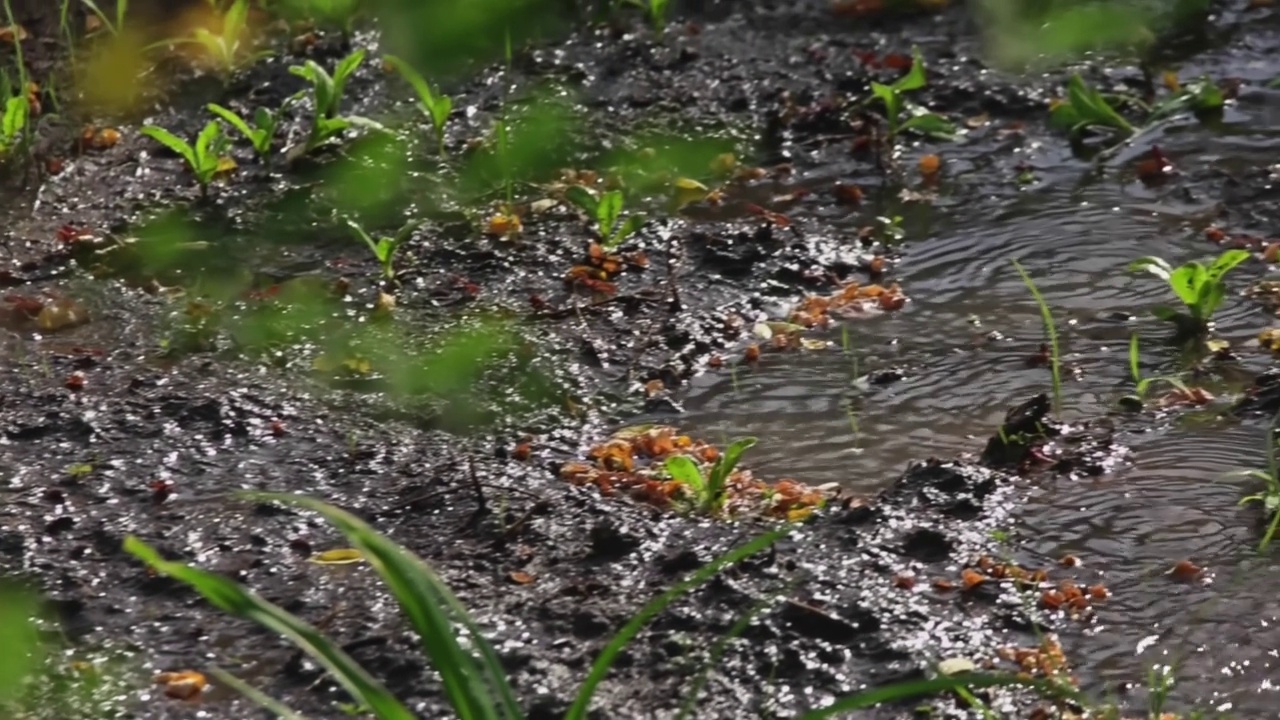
(382, 55, 452, 155)
(140, 121, 231, 197)
(564, 186, 645, 249)
(1128, 249, 1250, 335)
(289, 49, 386, 154)
(1052, 74, 1222, 145)
(1235, 412, 1280, 552)
(346, 218, 418, 281)
(181, 0, 271, 75)
(664, 437, 758, 515)
(1120, 333, 1196, 410)
(620, 0, 670, 32)
(207, 101, 289, 162)
(0, 95, 29, 158)
(869, 48, 955, 141)
(1012, 259, 1063, 415)
(80, 0, 128, 36)
(1050, 74, 1135, 139)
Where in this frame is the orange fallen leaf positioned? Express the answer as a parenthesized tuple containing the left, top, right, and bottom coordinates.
(932, 578, 956, 592)
(512, 442, 532, 461)
(961, 568, 986, 590)
(509, 570, 536, 585)
(833, 182, 863, 206)
(1088, 584, 1109, 600)
(486, 213, 522, 237)
(1168, 559, 1202, 581)
(744, 343, 760, 363)
(918, 154, 941, 177)
(1059, 554, 1081, 568)
(0, 24, 29, 44)
(154, 671, 206, 701)
(1264, 243, 1280, 264)
(893, 572, 916, 589)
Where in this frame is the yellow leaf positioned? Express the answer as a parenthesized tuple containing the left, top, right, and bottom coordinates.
(0, 24, 29, 44)
(309, 548, 363, 565)
(787, 507, 814, 523)
(710, 153, 737, 176)
(214, 156, 237, 178)
(1162, 70, 1180, 93)
(1260, 328, 1280, 351)
(672, 177, 709, 209)
(341, 356, 372, 375)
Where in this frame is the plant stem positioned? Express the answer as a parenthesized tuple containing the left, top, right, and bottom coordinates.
(1012, 259, 1063, 416)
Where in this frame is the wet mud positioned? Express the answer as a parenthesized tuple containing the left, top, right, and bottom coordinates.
(5, 0, 1280, 718)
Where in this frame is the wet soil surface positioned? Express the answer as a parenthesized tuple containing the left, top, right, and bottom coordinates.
(6, 0, 1280, 718)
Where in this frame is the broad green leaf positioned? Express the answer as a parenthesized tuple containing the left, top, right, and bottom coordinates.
(123, 536, 416, 720)
(1169, 262, 1205, 308)
(2, 96, 28, 144)
(384, 54, 451, 135)
(665, 455, 706, 496)
(611, 215, 646, 247)
(246, 494, 523, 720)
(1066, 74, 1133, 133)
(330, 49, 367, 116)
(1049, 102, 1084, 132)
(870, 82, 899, 126)
(1128, 256, 1173, 282)
(564, 185, 599, 216)
(597, 190, 623, 239)
(899, 112, 954, 138)
(709, 437, 758, 498)
(1207, 248, 1250, 283)
(374, 238, 395, 265)
(345, 219, 381, 259)
(194, 121, 224, 175)
(891, 48, 928, 93)
(141, 126, 198, 169)
(1197, 280, 1225, 321)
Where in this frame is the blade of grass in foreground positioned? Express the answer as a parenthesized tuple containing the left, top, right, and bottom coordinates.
(250, 492, 523, 720)
(565, 529, 789, 720)
(676, 589, 783, 720)
(208, 668, 308, 720)
(1012, 258, 1063, 415)
(123, 536, 415, 720)
(797, 674, 1072, 719)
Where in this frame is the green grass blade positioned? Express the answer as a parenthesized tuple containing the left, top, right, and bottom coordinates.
(565, 529, 789, 720)
(207, 103, 258, 144)
(1011, 259, 1062, 415)
(122, 536, 416, 720)
(251, 493, 522, 720)
(797, 674, 1067, 719)
(207, 667, 308, 720)
(676, 591, 779, 720)
(1129, 333, 1141, 385)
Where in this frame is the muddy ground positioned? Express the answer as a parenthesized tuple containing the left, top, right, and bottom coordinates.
(4, 0, 1280, 718)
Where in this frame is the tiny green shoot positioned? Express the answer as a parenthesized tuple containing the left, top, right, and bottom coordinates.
(1236, 412, 1280, 552)
(1011, 259, 1062, 415)
(382, 55, 452, 156)
(1128, 249, 1250, 335)
(869, 48, 955, 141)
(207, 101, 287, 162)
(289, 49, 386, 154)
(80, 0, 128, 36)
(564, 187, 645, 249)
(346, 218, 418, 281)
(664, 437, 758, 515)
(140, 121, 230, 197)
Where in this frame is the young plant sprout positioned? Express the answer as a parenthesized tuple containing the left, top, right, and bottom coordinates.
(870, 48, 955, 141)
(382, 55, 452, 155)
(564, 186, 645, 249)
(664, 437, 758, 515)
(1050, 74, 1135, 140)
(1011, 259, 1062, 415)
(0, 94, 29, 158)
(79, 0, 129, 37)
(289, 49, 386, 155)
(154, 0, 268, 76)
(346, 217, 418, 281)
(620, 0, 670, 33)
(140, 121, 232, 197)
(1128, 249, 1250, 336)
(1120, 333, 1199, 411)
(1236, 413, 1280, 552)
(207, 100, 289, 162)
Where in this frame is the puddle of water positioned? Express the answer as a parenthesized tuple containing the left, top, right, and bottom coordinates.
(671, 88, 1280, 710)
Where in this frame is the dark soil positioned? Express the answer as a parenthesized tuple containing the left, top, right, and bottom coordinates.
(4, 0, 1278, 718)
